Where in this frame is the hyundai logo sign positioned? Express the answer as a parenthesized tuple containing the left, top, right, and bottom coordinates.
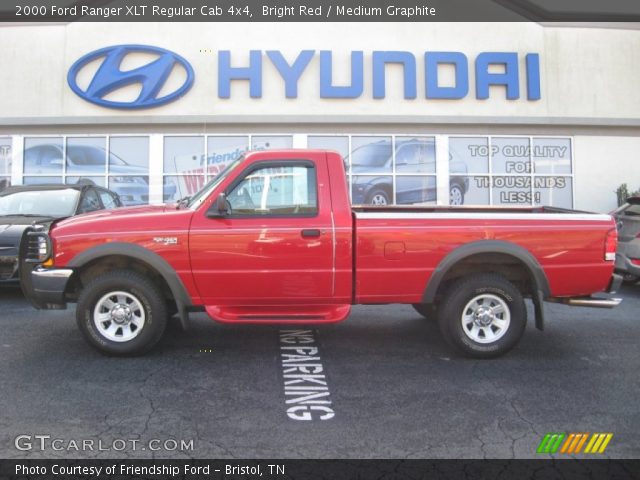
(67, 44, 194, 109)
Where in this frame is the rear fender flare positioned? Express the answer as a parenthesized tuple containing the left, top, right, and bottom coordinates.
(422, 240, 551, 305)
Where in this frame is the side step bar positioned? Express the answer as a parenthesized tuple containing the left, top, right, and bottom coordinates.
(550, 297, 623, 308)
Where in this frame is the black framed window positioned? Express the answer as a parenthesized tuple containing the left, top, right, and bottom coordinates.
(226, 163, 318, 217)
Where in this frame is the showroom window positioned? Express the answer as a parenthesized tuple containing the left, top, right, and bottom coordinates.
(15, 134, 573, 208)
(308, 135, 437, 206)
(0, 137, 11, 191)
(21, 136, 150, 206)
(449, 136, 573, 208)
(162, 135, 293, 203)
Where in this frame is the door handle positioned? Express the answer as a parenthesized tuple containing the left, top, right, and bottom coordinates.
(301, 229, 322, 238)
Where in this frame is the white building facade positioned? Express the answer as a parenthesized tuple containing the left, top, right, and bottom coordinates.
(0, 21, 639, 211)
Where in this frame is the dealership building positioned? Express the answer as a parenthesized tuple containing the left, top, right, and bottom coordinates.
(0, 21, 639, 212)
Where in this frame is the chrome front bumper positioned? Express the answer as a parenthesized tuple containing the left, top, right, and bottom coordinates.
(29, 267, 73, 308)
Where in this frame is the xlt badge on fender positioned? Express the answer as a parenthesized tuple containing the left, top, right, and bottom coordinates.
(153, 237, 178, 245)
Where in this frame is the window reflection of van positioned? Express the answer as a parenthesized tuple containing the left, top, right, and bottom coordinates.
(347, 139, 469, 206)
(23, 144, 173, 205)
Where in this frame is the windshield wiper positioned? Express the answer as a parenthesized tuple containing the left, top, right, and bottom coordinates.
(175, 196, 191, 209)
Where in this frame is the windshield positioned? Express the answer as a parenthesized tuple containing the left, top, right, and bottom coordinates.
(187, 156, 245, 208)
(351, 144, 392, 167)
(0, 189, 80, 217)
(67, 145, 108, 165)
(623, 204, 640, 216)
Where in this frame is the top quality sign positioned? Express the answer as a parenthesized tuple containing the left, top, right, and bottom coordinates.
(67, 44, 541, 110)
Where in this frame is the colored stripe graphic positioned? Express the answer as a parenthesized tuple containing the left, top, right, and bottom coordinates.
(539, 433, 613, 454)
(560, 433, 589, 453)
(574, 433, 590, 453)
(537, 433, 565, 454)
(584, 433, 613, 454)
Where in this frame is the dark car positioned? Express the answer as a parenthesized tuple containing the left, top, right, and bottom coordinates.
(0, 184, 121, 283)
(348, 139, 469, 206)
(613, 196, 640, 284)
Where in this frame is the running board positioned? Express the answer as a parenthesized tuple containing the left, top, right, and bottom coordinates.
(550, 297, 622, 308)
(205, 304, 351, 324)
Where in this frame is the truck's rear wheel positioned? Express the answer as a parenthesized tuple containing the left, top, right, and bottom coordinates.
(437, 274, 526, 358)
(76, 270, 167, 356)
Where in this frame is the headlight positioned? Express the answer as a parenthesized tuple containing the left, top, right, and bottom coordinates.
(26, 230, 51, 263)
(37, 236, 48, 259)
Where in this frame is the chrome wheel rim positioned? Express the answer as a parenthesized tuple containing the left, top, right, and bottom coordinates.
(93, 291, 146, 343)
(371, 194, 388, 205)
(450, 186, 463, 205)
(461, 294, 510, 344)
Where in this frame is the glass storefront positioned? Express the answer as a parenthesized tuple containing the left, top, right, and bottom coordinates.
(162, 135, 293, 203)
(449, 136, 573, 207)
(309, 135, 438, 206)
(20, 136, 150, 205)
(11, 134, 574, 208)
(0, 137, 11, 191)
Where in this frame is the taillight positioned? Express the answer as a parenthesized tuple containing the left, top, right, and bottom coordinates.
(604, 228, 617, 261)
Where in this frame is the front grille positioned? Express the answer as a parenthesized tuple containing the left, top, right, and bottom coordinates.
(0, 261, 17, 280)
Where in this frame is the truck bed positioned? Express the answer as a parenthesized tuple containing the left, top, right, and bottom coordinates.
(352, 204, 615, 303)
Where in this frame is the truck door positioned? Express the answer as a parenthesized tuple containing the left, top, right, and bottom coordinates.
(189, 156, 335, 305)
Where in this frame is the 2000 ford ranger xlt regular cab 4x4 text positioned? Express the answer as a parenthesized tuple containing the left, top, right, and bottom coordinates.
(21, 150, 622, 358)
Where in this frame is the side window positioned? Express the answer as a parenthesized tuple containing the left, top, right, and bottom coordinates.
(227, 163, 317, 216)
(623, 204, 640, 216)
(39, 146, 64, 167)
(24, 147, 40, 167)
(395, 143, 420, 167)
(78, 188, 101, 213)
(98, 190, 119, 209)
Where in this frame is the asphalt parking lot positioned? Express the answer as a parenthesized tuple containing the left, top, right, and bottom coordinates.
(0, 284, 638, 460)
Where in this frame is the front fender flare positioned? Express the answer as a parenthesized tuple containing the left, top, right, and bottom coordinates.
(67, 243, 193, 330)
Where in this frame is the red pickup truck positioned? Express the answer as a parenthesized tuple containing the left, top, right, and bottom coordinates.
(21, 150, 622, 358)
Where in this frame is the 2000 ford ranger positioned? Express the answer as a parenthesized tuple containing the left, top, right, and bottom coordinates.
(21, 150, 622, 358)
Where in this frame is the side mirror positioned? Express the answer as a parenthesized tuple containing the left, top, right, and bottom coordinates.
(206, 193, 229, 218)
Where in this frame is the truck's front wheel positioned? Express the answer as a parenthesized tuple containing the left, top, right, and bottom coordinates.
(437, 274, 526, 359)
(76, 270, 168, 356)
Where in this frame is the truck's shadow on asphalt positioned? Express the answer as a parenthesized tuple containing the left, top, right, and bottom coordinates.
(2, 283, 639, 363)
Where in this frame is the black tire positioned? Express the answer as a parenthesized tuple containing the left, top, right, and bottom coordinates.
(622, 273, 639, 285)
(412, 303, 435, 320)
(366, 188, 390, 206)
(76, 270, 168, 356)
(437, 274, 526, 359)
